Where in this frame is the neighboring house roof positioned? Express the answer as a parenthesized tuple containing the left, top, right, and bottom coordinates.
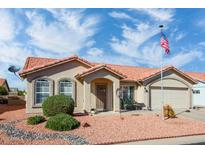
(19, 55, 205, 83)
(0, 78, 10, 91)
(0, 78, 6, 86)
(75, 64, 127, 79)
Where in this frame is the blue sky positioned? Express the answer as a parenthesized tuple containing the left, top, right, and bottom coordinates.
(0, 8, 205, 90)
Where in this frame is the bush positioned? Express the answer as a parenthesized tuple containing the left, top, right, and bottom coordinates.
(0, 86, 8, 95)
(42, 95, 74, 117)
(121, 98, 136, 110)
(163, 105, 176, 118)
(18, 90, 26, 96)
(27, 115, 46, 125)
(45, 113, 80, 131)
(125, 103, 136, 110)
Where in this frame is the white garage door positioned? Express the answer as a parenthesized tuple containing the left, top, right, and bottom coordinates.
(150, 87, 189, 110)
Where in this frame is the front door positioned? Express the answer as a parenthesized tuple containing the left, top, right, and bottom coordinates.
(96, 84, 107, 111)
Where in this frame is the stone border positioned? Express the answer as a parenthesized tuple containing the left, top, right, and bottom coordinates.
(0, 120, 89, 145)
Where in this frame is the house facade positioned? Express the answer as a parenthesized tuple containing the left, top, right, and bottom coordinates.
(19, 55, 205, 114)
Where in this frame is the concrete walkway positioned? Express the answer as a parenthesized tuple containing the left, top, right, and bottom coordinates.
(179, 109, 205, 122)
(119, 135, 205, 145)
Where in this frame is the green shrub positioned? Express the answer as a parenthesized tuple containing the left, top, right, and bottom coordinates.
(18, 90, 26, 96)
(125, 104, 136, 110)
(121, 98, 136, 110)
(42, 95, 74, 117)
(0, 86, 8, 95)
(45, 113, 80, 131)
(27, 115, 46, 125)
(163, 105, 176, 118)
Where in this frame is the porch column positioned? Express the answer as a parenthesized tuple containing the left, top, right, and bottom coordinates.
(113, 80, 120, 112)
(83, 80, 91, 112)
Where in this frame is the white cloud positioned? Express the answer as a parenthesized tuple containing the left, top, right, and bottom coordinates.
(0, 39, 37, 90)
(0, 41, 32, 66)
(109, 11, 134, 20)
(198, 41, 205, 47)
(110, 22, 203, 68)
(197, 18, 205, 28)
(175, 33, 186, 41)
(110, 23, 159, 58)
(0, 9, 16, 41)
(84, 54, 137, 66)
(25, 9, 99, 55)
(87, 48, 103, 57)
(165, 50, 203, 68)
(133, 8, 175, 22)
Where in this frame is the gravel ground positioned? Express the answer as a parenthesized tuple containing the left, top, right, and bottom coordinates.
(1, 104, 205, 145)
(0, 120, 88, 145)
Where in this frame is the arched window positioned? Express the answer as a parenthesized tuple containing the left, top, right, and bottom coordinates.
(35, 79, 50, 104)
(59, 79, 73, 97)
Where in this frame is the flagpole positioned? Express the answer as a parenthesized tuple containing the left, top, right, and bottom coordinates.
(159, 25, 165, 120)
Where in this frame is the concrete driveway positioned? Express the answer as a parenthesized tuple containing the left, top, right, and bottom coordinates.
(120, 108, 205, 145)
(177, 108, 205, 122)
(120, 135, 205, 145)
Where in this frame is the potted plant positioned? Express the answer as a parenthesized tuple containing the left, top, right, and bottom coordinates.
(90, 108, 96, 116)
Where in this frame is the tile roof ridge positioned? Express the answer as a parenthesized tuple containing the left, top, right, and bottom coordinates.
(186, 71, 205, 74)
(93, 62, 158, 69)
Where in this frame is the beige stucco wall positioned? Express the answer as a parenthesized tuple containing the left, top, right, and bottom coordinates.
(143, 70, 195, 109)
(83, 69, 121, 112)
(136, 86, 144, 103)
(26, 61, 90, 113)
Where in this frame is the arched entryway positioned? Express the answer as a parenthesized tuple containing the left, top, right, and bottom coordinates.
(90, 78, 113, 111)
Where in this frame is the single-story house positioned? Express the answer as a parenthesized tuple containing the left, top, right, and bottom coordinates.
(19, 55, 205, 114)
(0, 78, 10, 93)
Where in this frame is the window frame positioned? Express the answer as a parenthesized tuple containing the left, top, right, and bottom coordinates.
(34, 78, 51, 107)
(59, 79, 73, 97)
(120, 85, 135, 100)
(58, 78, 76, 106)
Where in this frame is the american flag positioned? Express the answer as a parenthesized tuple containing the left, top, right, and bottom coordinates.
(160, 32, 170, 54)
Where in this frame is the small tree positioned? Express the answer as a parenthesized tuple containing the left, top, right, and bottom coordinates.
(0, 86, 8, 95)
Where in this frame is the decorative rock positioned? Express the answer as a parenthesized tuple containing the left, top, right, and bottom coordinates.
(0, 121, 89, 145)
(82, 122, 91, 128)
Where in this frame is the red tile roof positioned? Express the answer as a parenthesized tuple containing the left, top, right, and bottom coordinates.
(0, 78, 6, 86)
(19, 55, 94, 77)
(186, 72, 205, 82)
(76, 64, 127, 79)
(19, 55, 205, 83)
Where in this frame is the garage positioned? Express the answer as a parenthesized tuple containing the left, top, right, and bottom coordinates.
(142, 67, 197, 111)
(193, 81, 205, 108)
(150, 87, 190, 110)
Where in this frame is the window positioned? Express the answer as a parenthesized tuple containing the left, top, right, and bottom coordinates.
(120, 86, 134, 100)
(59, 80, 73, 97)
(35, 79, 50, 105)
(193, 90, 200, 94)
